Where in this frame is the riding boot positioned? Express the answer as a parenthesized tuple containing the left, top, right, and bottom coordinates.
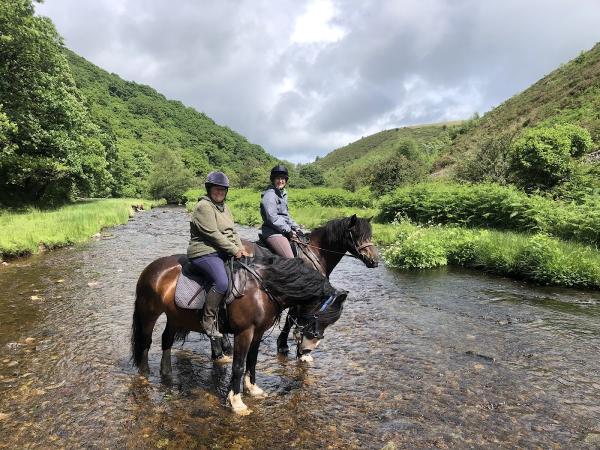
(202, 287, 224, 338)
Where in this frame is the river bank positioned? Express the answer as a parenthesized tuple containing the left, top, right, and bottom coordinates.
(0, 198, 164, 261)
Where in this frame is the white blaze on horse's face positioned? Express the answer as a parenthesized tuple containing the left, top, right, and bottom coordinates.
(300, 335, 320, 353)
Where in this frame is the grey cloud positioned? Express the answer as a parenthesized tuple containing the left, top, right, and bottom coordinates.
(37, 0, 600, 161)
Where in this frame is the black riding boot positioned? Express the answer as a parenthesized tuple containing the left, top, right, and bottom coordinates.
(202, 287, 224, 338)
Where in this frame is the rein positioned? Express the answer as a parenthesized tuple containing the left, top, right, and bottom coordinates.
(236, 259, 284, 313)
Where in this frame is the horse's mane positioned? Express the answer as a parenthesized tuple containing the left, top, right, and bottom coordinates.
(310, 216, 372, 249)
(252, 256, 334, 304)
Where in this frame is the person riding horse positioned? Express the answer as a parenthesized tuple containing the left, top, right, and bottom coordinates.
(260, 164, 301, 258)
(187, 171, 249, 338)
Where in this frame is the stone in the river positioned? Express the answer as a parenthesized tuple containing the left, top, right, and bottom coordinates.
(24, 338, 35, 345)
(87, 282, 99, 288)
(585, 433, 600, 445)
(55, 279, 64, 283)
(381, 442, 397, 450)
(29, 295, 42, 301)
(0, 412, 9, 421)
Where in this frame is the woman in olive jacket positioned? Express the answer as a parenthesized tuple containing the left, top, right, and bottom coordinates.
(187, 171, 247, 338)
(260, 164, 301, 258)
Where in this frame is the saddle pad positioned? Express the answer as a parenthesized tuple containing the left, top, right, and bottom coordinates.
(174, 274, 208, 309)
(174, 262, 249, 310)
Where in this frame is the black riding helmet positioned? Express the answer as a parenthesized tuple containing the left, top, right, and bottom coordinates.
(270, 164, 289, 182)
(205, 171, 230, 192)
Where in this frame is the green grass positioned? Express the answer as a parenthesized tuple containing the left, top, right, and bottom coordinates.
(0, 198, 164, 259)
(379, 221, 600, 289)
(379, 182, 600, 247)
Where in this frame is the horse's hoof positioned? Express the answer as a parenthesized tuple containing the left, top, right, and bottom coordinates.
(213, 354, 233, 365)
(244, 375, 268, 398)
(227, 391, 252, 416)
(299, 353, 314, 363)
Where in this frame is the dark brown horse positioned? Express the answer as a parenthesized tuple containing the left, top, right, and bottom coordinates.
(267, 215, 378, 357)
(131, 253, 348, 415)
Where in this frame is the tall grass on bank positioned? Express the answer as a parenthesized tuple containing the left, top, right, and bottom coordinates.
(0, 198, 163, 259)
(380, 221, 600, 289)
(378, 183, 600, 247)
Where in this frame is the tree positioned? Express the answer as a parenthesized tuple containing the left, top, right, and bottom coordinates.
(0, 0, 112, 205)
(299, 164, 325, 186)
(509, 124, 593, 191)
(148, 148, 193, 203)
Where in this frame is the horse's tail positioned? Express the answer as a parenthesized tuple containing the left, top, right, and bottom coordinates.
(131, 293, 147, 368)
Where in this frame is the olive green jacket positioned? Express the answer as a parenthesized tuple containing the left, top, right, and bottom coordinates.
(187, 196, 243, 259)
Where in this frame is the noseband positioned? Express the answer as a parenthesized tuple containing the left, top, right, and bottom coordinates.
(347, 230, 374, 259)
(292, 294, 343, 341)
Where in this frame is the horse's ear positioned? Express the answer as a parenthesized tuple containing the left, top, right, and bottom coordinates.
(335, 292, 348, 305)
(349, 214, 357, 228)
(366, 215, 373, 222)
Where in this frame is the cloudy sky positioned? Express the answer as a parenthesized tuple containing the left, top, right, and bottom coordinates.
(37, 0, 600, 163)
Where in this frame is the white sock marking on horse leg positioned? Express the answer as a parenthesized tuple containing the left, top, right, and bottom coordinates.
(299, 353, 314, 362)
(227, 390, 252, 415)
(244, 373, 267, 398)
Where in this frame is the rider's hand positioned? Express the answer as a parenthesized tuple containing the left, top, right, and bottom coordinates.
(234, 249, 244, 259)
(240, 249, 250, 257)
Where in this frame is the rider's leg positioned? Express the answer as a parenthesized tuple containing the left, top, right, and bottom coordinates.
(266, 234, 294, 258)
(190, 254, 228, 338)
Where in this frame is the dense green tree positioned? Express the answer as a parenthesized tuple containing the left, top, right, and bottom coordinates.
(364, 140, 428, 193)
(148, 148, 193, 203)
(0, 0, 112, 205)
(299, 164, 325, 186)
(509, 124, 593, 191)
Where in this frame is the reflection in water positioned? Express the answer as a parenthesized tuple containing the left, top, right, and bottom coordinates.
(1, 206, 600, 448)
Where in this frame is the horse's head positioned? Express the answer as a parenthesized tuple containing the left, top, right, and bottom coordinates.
(343, 214, 378, 268)
(293, 290, 348, 361)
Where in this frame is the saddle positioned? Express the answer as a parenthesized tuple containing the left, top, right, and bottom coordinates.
(256, 233, 303, 258)
(174, 256, 248, 310)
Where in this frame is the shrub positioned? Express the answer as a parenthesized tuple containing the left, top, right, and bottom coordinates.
(378, 182, 600, 247)
(508, 124, 593, 190)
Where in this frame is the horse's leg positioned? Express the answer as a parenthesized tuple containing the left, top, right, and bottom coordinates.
(131, 296, 160, 374)
(221, 335, 233, 356)
(244, 340, 267, 398)
(227, 328, 253, 415)
(160, 320, 176, 377)
(210, 335, 233, 364)
(277, 311, 293, 354)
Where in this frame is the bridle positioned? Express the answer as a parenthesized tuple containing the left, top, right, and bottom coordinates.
(289, 293, 344, 341)
(293, 229, 375, 269)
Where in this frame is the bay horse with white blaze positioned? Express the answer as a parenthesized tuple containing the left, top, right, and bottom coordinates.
(131, 254, 346, 415)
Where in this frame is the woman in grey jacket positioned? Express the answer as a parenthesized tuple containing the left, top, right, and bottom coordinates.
(260, 165, 301, 258)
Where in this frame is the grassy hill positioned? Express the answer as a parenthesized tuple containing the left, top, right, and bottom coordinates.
(313, 42, 600, 187)
(449, 42, 600, 164)
(313, 123, 459, 187)
(66, 50, 276, 196)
